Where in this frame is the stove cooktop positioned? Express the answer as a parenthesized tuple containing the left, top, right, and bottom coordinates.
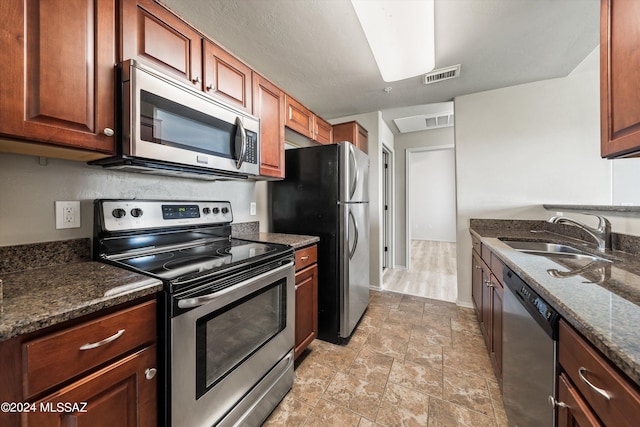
(115, 239, 285, 283)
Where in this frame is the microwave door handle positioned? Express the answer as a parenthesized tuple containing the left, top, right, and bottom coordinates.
(235, 116, 247, 169)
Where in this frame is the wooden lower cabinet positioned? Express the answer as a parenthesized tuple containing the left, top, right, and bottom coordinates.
(557, 373, 603, 427)
(558, 320, 640, 427)
(294, 245, 318, 359)
(25, 345, 157, 427)
(0, 299, 157, 427)
(470, 236, 503, 382)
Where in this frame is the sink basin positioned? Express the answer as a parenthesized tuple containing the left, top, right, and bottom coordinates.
(500, 240, 611, 262)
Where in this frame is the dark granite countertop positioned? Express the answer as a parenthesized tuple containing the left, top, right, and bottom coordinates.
(0, 262, 162, 342)
(470, 219, 640, 387)
(236, 232, 320, 249)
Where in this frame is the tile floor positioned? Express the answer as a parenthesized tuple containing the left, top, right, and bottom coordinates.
(263, 290, 508, 426)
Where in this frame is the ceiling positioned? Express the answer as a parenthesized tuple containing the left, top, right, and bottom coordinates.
(159, 0, 600, 134)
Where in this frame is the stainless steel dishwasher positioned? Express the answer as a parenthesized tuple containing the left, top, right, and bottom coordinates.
(502, 267, 559, 427)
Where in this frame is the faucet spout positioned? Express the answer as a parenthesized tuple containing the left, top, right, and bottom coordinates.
(547, 214, 611, 252)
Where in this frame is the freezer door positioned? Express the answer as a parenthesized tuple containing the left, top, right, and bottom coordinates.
(339, 142, 369, 202)
(340, 202, 370, 338)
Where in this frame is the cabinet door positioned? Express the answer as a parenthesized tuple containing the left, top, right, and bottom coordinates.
(600, 0, 640, 157)
(121, 0, 203, 90)
(285, 95, 314, 139)
(314, 116, 333, 145)
(490, 276, 503, 380)
(0, 0, 116, 154)
(557, 373, 603, 427)
(355, 123, 368, 153)
(253, 75, 285, 178)
(203, 40, 253, 113)
(294, 264, 318, 359)
(25, 345, 157, 427)
(480, 267, 492, 347)
(471, 252, 484, 319)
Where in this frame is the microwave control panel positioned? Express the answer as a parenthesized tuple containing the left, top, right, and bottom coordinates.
(244, 130, 258, 164)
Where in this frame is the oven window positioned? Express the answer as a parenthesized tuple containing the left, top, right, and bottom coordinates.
(140, 90, 235, 158)
(195, 278, 287, 399)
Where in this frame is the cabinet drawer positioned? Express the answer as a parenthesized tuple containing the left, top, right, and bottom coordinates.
(23, 300, 156, 398)
(480, 242, 492, 265)
(295, 245, 317, 271)
(559, 320, 640, 427)
(490, 254, 505, 285)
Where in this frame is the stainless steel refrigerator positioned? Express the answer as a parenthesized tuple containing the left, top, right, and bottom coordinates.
(270, 142, 370, 344)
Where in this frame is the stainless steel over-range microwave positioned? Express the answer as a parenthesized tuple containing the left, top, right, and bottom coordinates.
(89, 59, 260, 180)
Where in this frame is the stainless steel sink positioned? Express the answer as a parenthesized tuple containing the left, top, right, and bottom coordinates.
(500, 240, 612, 262)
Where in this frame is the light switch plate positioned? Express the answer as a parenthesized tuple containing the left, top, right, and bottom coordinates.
(55, 201, 81, 229)
(250, 202, 257, 216)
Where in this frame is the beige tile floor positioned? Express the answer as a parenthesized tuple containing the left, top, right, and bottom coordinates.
(263, 290, 508, 426)
(384, 241, 457, 302)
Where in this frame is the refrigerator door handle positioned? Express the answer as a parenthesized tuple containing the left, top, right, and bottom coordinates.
(348, 208, 359, 259)
(348, 143, 360, 200)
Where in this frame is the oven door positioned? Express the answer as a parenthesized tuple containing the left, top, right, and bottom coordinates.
(170, 259, 294, 427)
(123, 59, 260, 176)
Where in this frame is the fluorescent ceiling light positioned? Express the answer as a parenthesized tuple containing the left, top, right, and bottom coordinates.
(351, 0, 435, 82)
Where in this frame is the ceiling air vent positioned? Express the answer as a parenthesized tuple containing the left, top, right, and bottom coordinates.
(393, 112, 454, 133)
(423, 64, 461, 85)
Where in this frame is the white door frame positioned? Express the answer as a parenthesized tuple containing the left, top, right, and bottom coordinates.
(405, 144, 454, 271)
(381, 144, 394, 272)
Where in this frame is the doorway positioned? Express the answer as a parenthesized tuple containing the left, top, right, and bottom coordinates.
(386, 145, 457, 302)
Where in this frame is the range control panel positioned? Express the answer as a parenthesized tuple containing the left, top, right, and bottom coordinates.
(98, 200, 233, 232)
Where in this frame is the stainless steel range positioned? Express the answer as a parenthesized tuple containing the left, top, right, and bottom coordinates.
(93, 199, 295, 427)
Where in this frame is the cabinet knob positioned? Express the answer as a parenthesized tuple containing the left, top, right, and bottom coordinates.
(548, 395, 567, 409)
(145, 368, 157, 380)
(206, 83, 215, 91)
(192, 76, 201, 84)
(103, 127, 115, 137)
(474, 265, 482, 270)
(484, 280, 492, 287)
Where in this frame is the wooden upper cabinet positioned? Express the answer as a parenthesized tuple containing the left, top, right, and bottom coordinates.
(285, 95, 314, 139)
(204, 40, 253, 113)
(121, 0, 203, 90)
(314, 116, 333, 145)
(333, 121, 368, 153)
(600, 0, 640, 158)
(0, 0, 116, 156)
(253, 74, 285, 178)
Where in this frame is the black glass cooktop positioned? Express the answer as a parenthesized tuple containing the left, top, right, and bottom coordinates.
(115, 239, 287, 283)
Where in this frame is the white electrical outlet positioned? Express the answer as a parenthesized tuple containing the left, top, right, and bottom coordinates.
(55, 201, 81, 229)
(250, 202, 257, 216)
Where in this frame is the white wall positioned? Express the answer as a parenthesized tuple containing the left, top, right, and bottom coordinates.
(393, 127, 455, 267)
(330, 112, 394, 289)
(0, 153, 267, 246)
(454, 46, 640, 307)
(410, 149, 456, 242)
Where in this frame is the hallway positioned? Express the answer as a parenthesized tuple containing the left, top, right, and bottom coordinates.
(264, 290, 507, 426)
(384, 240, 457, 302)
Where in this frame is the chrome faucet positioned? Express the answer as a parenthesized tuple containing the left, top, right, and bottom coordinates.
(547, 214, 611, 252)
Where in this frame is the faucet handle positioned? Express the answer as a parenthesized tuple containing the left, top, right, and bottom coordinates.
(584, 214, 611, 232)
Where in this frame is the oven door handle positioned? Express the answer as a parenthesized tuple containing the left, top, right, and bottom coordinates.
(177, 260, 294, 309)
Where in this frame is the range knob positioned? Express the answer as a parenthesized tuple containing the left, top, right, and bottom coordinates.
(112, 208, 126, 219)
(221, 207, 229, 214)
(203, 207, 211, 215)
(212, 207, 220, 214)
(131, 208, 143, 218)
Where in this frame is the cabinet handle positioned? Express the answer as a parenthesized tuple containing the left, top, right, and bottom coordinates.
(300, 256, 310, 261)
(79, 329, 125, 351)
(145, 368, 157, 380)
(548, 395, 567, 409)
(484, 280, 493, 287)
(295, 284, 299, 291)
(103, 127, 115, 137)
(578, 367, 611, 400)
(474, 265, 482, 270)
(206, 83, 215, 91)
(192, 76, 201, 84)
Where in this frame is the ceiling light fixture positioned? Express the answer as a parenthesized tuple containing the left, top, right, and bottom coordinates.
(351, 0, 435, 82)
